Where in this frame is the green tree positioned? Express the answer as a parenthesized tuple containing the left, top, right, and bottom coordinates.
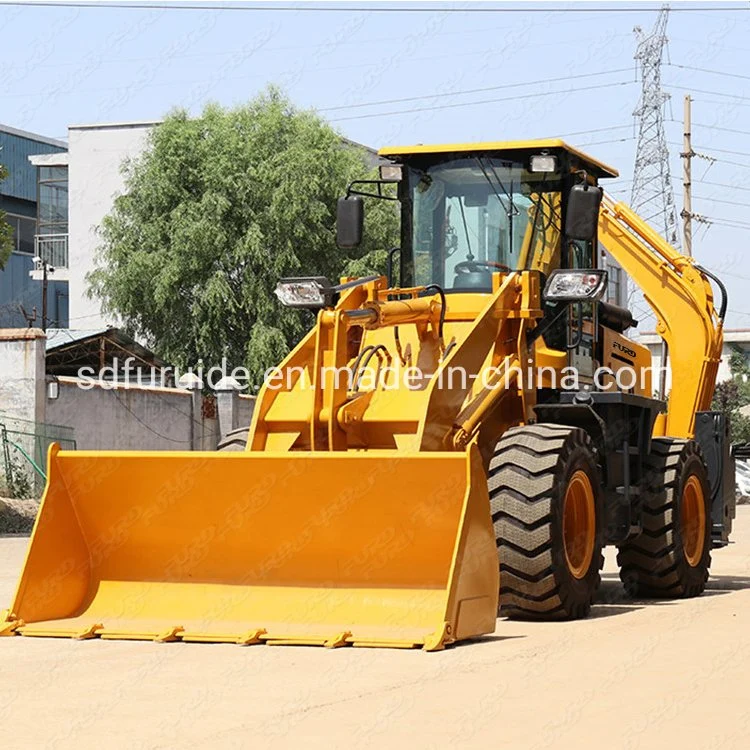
(0, 164, 14, 270)
(89, 89, 399, 384)
(712, 348, 750, 444)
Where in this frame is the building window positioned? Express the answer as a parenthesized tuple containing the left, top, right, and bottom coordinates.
(38, 165, 69, 236)
(606, 264, 624, 307)
(4, 213, 36, 255)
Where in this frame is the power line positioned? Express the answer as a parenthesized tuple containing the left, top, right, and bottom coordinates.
(668, 62, 750, 82)
(667, 140, 750, 164)
(695, 179, 750, 193)
(693, 194, 750, 209)
(670, 36, 750, 56)
(703, 217, 750, 230)
(0, 2, 747, 12)
(558, 125, 633, 138)
(15, 23, 625, 70)
(319, 68, 633, 112)
(670, 119, 750, 138)
(330, 80, 634, 122)
(689, 97, 750, 110)
(667, 84, 750, 103)
(697, 122, 750, 138)
(575, 136, 636, 148)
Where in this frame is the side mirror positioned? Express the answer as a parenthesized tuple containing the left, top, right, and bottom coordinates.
(336, 196, 364, 249)
(566, 183, 602, 241)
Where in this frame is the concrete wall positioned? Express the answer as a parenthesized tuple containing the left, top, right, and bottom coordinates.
(67, 122, 157, 329)
(215, 381, 256, 441)
(46, 376, 217, 451)
(0, 329, 46, 426)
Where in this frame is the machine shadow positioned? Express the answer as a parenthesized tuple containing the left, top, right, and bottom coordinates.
(589, 578, 644, 618)
(705, 574, 750, 592)
(452, 634, 526, 649)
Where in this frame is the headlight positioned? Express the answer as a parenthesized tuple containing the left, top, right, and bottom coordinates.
(274, 277, 332, 309)
(543, 269, 608, 302)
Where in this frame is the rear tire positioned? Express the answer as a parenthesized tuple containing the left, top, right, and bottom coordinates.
(217, 426, 250, 452)
(617, 438, 711, 598)
(490, 424, 604, 620)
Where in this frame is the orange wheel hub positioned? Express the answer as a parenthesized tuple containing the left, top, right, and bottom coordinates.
(681, 474, 706, 567)
(562, 470, 596, 579)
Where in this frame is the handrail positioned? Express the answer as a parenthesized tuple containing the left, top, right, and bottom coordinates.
(7, 439, 46, 480)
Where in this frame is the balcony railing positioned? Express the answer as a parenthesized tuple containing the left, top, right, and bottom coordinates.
(34, 234, 69, 269)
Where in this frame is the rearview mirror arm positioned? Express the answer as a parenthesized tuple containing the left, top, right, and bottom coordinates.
(346, 180, 400, 201)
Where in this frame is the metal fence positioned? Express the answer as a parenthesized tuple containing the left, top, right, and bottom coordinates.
(0, 415, 76, 497)
(34, 233, 69, 268)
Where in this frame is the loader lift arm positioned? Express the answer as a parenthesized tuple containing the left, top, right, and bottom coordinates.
(597, 194, 725, 438)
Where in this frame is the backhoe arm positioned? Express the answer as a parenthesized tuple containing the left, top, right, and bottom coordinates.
(598, 194, 724, 438)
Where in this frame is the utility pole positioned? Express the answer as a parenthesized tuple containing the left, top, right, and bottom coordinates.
(682, 94, 694, 257)
(41, 258, 49, 332)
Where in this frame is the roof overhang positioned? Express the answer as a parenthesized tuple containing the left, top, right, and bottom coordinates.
(378, 138, 619, 178)
(28, 152, 69, 167)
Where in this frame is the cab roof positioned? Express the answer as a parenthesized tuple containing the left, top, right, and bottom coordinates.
(378, 138, 619, 179)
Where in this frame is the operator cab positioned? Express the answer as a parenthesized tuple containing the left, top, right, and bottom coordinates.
(335, 140, 628, 383)
(334, 139, 635, 389)
(376, 139, 618, 292)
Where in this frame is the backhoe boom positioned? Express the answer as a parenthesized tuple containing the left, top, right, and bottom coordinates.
(598, 194, 724, 438)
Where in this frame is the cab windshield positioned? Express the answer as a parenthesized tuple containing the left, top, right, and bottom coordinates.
(408, 157, 563, 291)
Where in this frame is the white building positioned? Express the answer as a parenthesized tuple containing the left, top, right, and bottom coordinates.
(67, 121, 159, 329)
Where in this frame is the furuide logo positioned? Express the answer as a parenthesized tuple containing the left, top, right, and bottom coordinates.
(612, 340, 637, 358)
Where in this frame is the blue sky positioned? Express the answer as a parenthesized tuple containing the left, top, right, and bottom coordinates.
(3, 1, 750, 326)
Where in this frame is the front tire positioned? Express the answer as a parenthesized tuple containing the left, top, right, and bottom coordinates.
(217, 426, 250, 452)
(490, 424, 604, 620)
(617, 438, 711, 598)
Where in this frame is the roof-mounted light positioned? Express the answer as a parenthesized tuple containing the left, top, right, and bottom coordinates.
(379, 164, 403, 182)
(529, 153, 558, 173)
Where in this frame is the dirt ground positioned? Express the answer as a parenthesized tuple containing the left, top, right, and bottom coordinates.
(2, 509, 749, 750)
(0, 496, 37, 534)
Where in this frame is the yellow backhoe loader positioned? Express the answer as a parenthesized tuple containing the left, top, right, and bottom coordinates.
(2, 140, 735, 650)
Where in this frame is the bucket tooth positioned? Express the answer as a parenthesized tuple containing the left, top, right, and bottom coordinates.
(236, 628, 267, 646)
(0, 611, 21, 636)
(154, 626, 184, 643)
(324, 631, 352, 648)
(75, 623, 103, 640)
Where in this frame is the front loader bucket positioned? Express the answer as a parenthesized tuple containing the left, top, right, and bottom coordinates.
(3, 444, 498, 650)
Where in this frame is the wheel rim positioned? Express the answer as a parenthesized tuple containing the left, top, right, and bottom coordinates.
(562, 469, 596, 579)
(681, 474, 706, 567)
